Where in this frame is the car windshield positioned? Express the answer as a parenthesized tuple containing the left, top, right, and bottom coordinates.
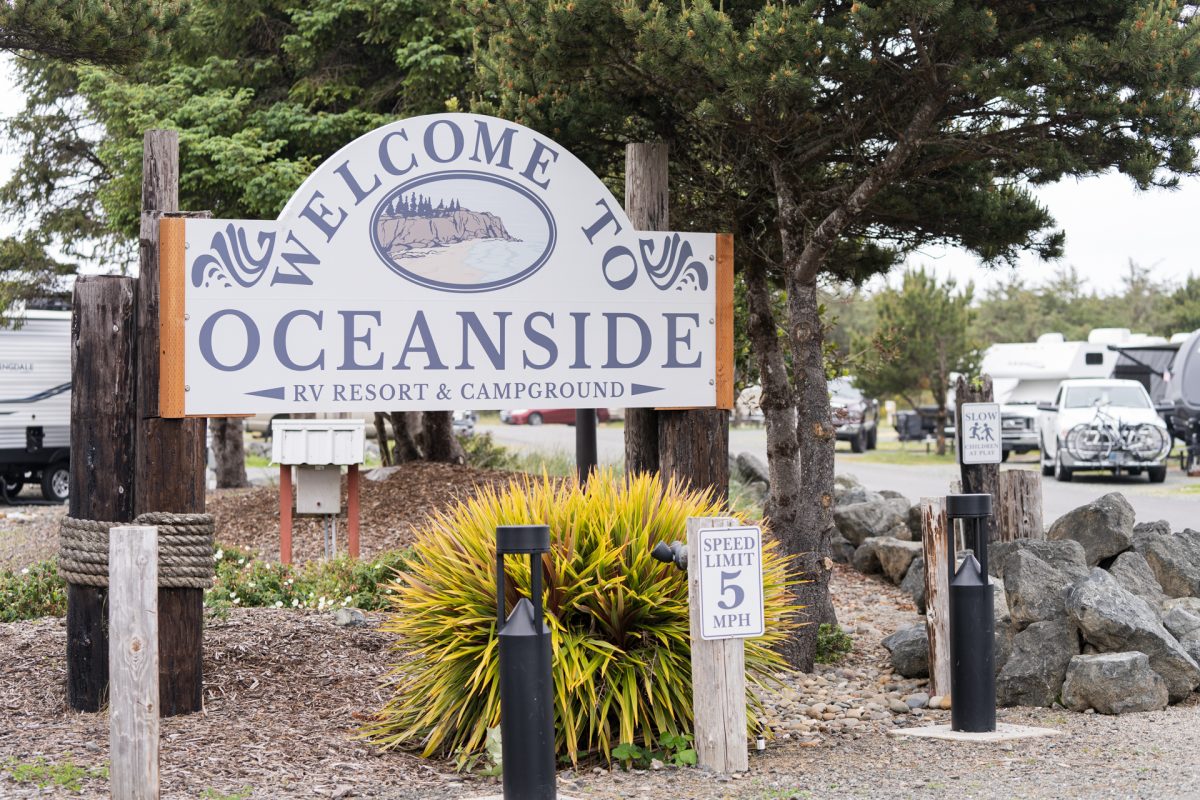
(1063, 385, 1151, 409)
(829, 378, 862, 401)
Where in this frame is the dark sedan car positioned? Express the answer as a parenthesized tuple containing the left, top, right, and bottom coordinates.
(830, 377, 879, 453)
(500, 408, 612, 425)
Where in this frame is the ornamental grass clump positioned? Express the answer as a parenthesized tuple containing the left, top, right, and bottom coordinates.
(365, 470, 797, 765)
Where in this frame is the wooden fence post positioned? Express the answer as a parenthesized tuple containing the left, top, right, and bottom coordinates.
(921, 497, 952, 698)
(623, 142, 668, 477)
(997, 471, 1044, 541)
(67, 276, 138, 711)
(954, 375, 999, 542)
(687, 516, 747, 773)
(136, 130, 208, 716)
(108, 525, 160, 800)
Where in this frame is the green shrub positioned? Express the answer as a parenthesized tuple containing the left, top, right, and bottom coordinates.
(207, 545, 411, 613)
(814, 623, 853, 664)
(0, 561, 66, 622)
(458, 432, 519, 470)
(365, 470, 797, 766)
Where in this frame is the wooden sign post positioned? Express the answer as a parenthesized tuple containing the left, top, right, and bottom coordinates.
(921, 497, 952, 698)
(687, 516, 751, 774)
(108, 525, 160, 800)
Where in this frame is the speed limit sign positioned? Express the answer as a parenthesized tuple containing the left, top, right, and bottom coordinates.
(697, 525, 765, 640)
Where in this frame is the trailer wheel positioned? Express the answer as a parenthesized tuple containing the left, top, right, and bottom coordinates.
(2, 475, 23, 498)
(41, 462, 69, 502)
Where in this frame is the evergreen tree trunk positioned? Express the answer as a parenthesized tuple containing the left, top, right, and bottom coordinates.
(623, 142, 668, 477)
(390, 412, 423, 462)
(783, 281, 839, 669)
(210, 417, 248, 489)
(374, 412, 393, 467)
(658, 410, 729, 501)
(745, 258, 812, 666)
(422, 411, 463, 463)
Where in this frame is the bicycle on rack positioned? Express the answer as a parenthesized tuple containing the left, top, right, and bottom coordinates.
(1063, 401, 1172, 480)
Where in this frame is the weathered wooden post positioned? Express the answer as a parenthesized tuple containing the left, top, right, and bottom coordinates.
(108, 525, 160, 800)
(997, 470, 1044, 541)
(686, 516, 749, 773)
(623, 143, 667, 477)
(136, 130, 208, 715)
(64, 276, 138, 711)
(954, 375, 1000, 542)
(921, 497, 952, 699)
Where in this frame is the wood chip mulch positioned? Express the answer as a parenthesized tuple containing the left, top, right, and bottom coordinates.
(0, 608, 493, 799)
(210, 462, 525, 563)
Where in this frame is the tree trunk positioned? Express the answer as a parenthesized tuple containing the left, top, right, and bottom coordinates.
(390, 411, 422, 462)
(935, 405, 948, 456)
(622, 142, 669, 477)
(374, 412, 393, 467)
(783, 281, 839, 669)
(210, 418, 248, 488)
(422, 411, 463, 463)
(744, 258, 817, 668)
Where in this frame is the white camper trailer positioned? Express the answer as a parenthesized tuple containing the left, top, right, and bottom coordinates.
(0, 310, 71, 501)
(980, 329, 1167, 459)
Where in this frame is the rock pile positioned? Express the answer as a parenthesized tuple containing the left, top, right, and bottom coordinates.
(862, 485, 1200, 716)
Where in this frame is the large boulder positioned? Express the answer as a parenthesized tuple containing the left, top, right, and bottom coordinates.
(990, 539, 1089, 583)
(907, 504, 924, 541)
(1134, 528, 1200, 598)
(834, 499, 907, 546)
(882, 624, 928, 678)
(884, 498, 915, 540)
(735, 452, 770, 487)
(875, 539, 924, 584)
(993, 577, 1014, 675)
(852, 538, 884, 575)
(1163, 597, 1200, 616)
(1108, 551, 1168, 615)
(1065, 568, 1200, 703)
(1164, 607, 1200, 665)
(834, 474, 880, 507)
(1061, 652, 1169, 715)
(901, 556, 926, 614)
(1047, 493, 1135, 567)
(995, 618, 1079, 707)
(1004, 547, 1087, 629)
(1132, 520, 1173, 542)
(830, 533, 856, 564)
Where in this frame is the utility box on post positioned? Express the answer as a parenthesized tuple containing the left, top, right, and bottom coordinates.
(271, 419, 366, 563)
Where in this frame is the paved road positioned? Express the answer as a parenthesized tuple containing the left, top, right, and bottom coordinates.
(478, 422, 1199, 530)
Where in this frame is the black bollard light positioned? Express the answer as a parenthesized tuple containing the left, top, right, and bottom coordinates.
(946, 493, 996, 733)
(496, 525, 556, 800)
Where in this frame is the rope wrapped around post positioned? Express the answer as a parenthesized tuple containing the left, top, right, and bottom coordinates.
(58, 513, 215, 589)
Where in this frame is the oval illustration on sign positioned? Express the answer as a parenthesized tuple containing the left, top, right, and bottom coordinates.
(369, 170, 557, 293)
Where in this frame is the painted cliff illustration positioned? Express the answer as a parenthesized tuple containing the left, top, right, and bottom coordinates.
(375, 193, 519, 254)
(371, 176, 556, 292)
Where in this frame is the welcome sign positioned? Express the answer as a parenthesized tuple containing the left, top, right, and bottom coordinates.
(158, 113, 732, 417)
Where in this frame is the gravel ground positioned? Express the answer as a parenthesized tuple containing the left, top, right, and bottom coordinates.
(0, 499, 66, 571)
(5, 522, 1200, 798)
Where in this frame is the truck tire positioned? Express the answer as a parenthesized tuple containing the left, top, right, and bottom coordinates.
(850, 429, 866, 454)
(866, 427, 877, 450)
(1148, 465, 1167, 483)
(1054, 451, 1073, 483)
(41, 462, 70, 502)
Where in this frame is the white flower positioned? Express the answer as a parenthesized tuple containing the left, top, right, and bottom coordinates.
(373, 563, 382, 570)
(20, 568, 29, 575)
(229, 592, 237, 599)
(232, 597, 240, 605)
(214, 549, 224, 561)
(248, 582, 256, 589)
(274, 601, 283, 608)
(238, 558, 246, 565)
(291, 598, 299, 607)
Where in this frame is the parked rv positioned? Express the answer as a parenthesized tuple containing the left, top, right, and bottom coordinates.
(1164, 329, 1200, 474)
(1, 311, 71, 501)
(981, 328, 1167, 460)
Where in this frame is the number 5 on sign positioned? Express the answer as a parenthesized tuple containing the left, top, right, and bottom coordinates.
(698, 526, 765, 640)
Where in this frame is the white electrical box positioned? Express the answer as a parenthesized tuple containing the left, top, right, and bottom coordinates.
(295, 465, 342, 514)
(271, 419, 366, 516)
(271, 419, 366, 465)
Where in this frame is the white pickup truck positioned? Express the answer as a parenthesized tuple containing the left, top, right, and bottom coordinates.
(1038, 378, 1171, 483)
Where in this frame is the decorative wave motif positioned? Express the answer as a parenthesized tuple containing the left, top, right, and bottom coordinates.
(637, 234, 709, 292)
(191, 224, 277, 289)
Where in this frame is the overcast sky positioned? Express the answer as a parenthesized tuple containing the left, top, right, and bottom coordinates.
(1, 55, 1197, 297)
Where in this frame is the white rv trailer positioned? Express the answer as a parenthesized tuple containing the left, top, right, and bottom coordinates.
(979, 328, 1167, 458)
(0, 310, 71, 501)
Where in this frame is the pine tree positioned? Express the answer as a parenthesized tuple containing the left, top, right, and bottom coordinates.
(470, 0, 1200, 668)
(0, 0, 185, 65)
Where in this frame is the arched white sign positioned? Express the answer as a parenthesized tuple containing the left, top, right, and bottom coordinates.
(161, 113, 730, 416)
